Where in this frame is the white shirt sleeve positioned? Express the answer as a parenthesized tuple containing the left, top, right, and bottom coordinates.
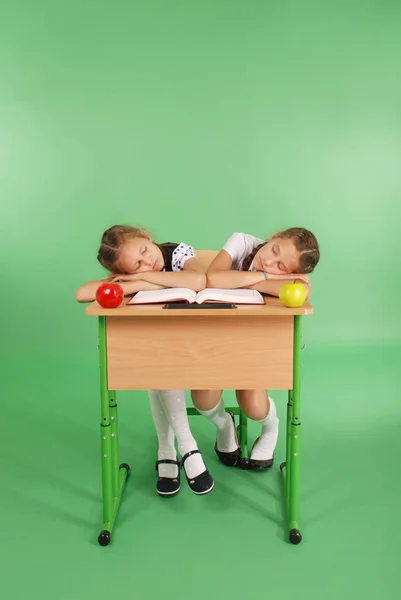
(171, 243, 196, 271)
(223, 232, 264, 270)
(223, 233, 248, 267)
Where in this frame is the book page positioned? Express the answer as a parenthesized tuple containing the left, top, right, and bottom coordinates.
(195, 288, 264, 305)
(128, 288, 197, 305)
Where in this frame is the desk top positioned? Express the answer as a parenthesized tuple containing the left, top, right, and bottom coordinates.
(85, 296, 314, 317)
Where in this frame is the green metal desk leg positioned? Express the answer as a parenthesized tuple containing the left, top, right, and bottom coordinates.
(281, 315, 303, 545)
(238, 410, 249, 469)
(97, 317, 130, 547)
(109, 391, 127, 500)
(280, 390, 293, 506)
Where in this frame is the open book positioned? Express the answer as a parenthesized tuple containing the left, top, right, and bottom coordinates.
(127, 288, 264, 305)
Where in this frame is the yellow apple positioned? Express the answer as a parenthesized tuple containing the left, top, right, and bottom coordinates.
(279, 283, 307, 308)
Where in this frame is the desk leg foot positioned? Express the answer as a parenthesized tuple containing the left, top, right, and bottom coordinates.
(98, 530, 111, 546)
(289, 529, 302, 545)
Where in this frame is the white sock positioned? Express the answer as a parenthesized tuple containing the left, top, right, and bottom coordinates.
(250, 397, 279, 461)
(148, 390, 178, 478)
(197, 398, 238, 453)
(158, 390, 206, 479)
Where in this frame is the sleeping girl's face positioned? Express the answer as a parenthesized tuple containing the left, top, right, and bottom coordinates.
(253, 236, 300, 275)
(116, 237, 164, 274)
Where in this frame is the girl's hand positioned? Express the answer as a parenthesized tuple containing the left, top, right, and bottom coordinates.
(292, 274, 311, 286)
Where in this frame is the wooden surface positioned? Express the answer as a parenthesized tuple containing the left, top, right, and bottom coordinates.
(86, 295, 313, 317)
(106, 315, 294, 390)
(195, 249, 218, 271)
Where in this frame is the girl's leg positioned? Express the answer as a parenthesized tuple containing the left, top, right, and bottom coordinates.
(148, 390, 179, 478)
(158, 389, 209, 480)
(236, 390, 279, 468)
(192, 390, 240, 459)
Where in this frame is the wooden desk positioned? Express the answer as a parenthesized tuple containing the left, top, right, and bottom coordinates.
(85, 295, 313, 546)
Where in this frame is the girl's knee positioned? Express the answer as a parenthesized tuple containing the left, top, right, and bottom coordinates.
(191, 390, 222, 411)
(236, 390, 269, 421)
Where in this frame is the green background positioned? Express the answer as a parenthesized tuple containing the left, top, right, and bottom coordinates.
(1, 1, 400, 599)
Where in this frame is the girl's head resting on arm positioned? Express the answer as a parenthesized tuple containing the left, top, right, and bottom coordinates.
(244, 228, 320, 275)
(97, 225, 165, 274)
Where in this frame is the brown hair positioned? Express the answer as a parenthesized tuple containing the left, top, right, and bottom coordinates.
(242, 227, 320, 274)
(97, 225, 147, 272)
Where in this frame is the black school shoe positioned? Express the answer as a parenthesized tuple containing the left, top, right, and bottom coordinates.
(181, 450, 214, 495)
(249, 437, 274, 471)
(155, 459, 181, 497)
(214, 412, 241, 467)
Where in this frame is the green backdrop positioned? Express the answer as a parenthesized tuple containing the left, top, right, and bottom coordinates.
(1, 1, 400, 599)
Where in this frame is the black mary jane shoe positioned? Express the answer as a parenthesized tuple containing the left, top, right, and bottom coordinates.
(181, 450, 214, 495)
(155, 459, 181, 497)
(249, 437, 274, 471)
(214, 412, 241, 467)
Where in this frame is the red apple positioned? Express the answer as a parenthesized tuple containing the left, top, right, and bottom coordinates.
(96, 283, 124, 308)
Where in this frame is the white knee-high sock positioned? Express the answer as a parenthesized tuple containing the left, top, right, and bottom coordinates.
(148, 390, 178, 478)
(158, 390, 206, 479)
(197, 398, 238, 453)
(250, 397, 279, 460)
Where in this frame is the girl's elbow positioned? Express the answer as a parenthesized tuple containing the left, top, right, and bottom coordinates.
(76, 288, 91, 303)
(192, 272, 206, 292)
(206, 272, 218, 288)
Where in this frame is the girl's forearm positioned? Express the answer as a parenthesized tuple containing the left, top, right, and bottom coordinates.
(249, 280, 311, 298)
(120, 281, 165, 296)
(138, 270, 206, 292)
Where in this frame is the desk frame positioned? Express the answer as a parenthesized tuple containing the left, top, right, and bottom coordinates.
(89, 300, 309, 547)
